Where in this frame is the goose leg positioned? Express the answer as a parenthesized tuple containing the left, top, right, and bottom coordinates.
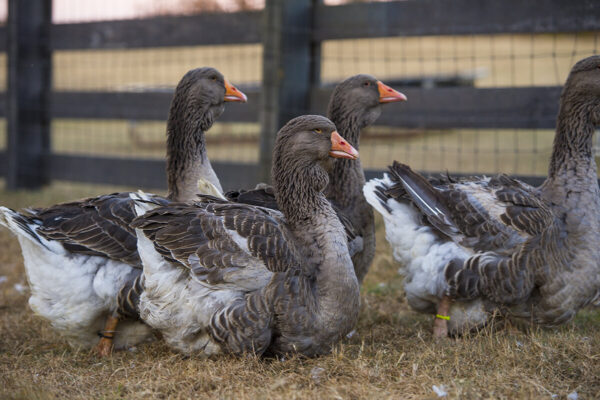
(94, 315, 119, 357)
(433, 295, 451, 339)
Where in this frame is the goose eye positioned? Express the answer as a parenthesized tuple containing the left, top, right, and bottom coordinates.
(363, 82, 370, 86)
(212, 76, 218, 81)
(314, 128, 322, 134)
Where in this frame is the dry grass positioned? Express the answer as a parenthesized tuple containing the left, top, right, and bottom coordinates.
(0, 182, 598, 399)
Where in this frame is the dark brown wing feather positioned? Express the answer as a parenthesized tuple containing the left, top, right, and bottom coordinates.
(385, 162, 558, 304)
(491, 175, 555, 236)
(26, 193, 170, 267)
(225, 187, 358, 241)
(225, 186, 278, 210)
(131, 199, 301, 286)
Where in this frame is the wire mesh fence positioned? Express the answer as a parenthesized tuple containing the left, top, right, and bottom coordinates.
(324, 31, 600, 176)
(47, 0, 263, 198)
(0, 0, 598, 202)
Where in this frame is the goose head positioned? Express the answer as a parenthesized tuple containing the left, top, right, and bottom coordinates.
(328, 74, 406, 131)
(561, 55, 600, 126)
(169, 67, 247, 133)
(273, 115, 358, 193)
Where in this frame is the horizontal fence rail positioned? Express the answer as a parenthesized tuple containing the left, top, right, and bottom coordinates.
(0, 86, 564, 129)
(0, 151, 596, 192)
(0, 11, 262, 52)
(0, 0, 597, 52)
(314, 0, 600, 40)
(310, 86, 563, 130)
(0, 151, 259, 192)
(49, 91, 260, 122)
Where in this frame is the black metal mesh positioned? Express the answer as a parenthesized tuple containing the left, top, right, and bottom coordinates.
(0, 0, 263, 199)
(51, 0, 263, 192)
(0, 0, 598, 201)
(314, 0, 600, 178)
(320, 31, 599, 176)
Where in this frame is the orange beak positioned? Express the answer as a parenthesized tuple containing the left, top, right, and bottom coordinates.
(377, 81, 407, 103)
(224, 79, 248, 103)
(330, 131, 359, 160)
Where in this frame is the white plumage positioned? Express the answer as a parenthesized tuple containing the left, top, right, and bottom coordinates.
(363, 176, 489, 332)
(130, 192, 270, 355)
(0, 206, 153, 349)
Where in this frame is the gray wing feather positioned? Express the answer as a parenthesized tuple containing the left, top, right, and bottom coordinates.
(131, 200, 301, 289)
(384, 162, 558, 305)
(26, 193, 170, 267)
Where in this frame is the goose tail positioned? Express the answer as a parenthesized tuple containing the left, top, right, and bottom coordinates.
(0, 206, 50, 249)
(363, 174, 395, 217)
(387, 162, 460, 238)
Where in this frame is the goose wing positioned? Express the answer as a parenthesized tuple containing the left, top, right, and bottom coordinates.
(443, 174, 557, 304)
(385, 162, 555, 253)
(225, 186, 360, 252)
(378, 162, 558, 304)
(28, 179, 229, 268)
(26, 193, 169, 267)
(131, 197, 301, 292)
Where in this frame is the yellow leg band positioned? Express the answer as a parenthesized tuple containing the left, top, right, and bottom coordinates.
(436, 314, 450, 320)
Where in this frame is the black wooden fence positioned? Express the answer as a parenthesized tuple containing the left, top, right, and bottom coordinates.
(1, 0, 599, 191)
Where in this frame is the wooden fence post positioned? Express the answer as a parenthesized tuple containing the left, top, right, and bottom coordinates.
(258, 0, 319, 184)
(6, 0, 52, 189)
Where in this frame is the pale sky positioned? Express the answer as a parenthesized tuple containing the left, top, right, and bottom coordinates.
(0, 0, 379, 24)
(0, 0, 265, 24)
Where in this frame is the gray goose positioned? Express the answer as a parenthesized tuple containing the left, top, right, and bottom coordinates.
(228, 75, 406, 283)
(0, 67, 247, 355)
(130, 115, 361, 356)
(364, 55, 600, 337)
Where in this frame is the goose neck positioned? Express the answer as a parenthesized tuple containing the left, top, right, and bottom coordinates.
(326, 112, 365, 209)
(547, 103, 596, 181)
(166, 104, 222, 202)
(273, 159, 331, 228)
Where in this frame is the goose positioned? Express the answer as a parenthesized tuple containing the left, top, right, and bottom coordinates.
(130, 115, 361, 356)
(227, 75, 407, 283)
(0, 67, 247, 355)
(364, 55, 600, 338)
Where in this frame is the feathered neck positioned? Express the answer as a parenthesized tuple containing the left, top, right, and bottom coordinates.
(166, 97, 222, 201)
(273, 155, 331, 227)
(326, 103, 367, 209)
(547, 92, 597, 181)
